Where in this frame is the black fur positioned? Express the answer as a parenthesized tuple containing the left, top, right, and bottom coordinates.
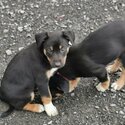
(0, 31, 75, 117)
(49, 20, 125, 95)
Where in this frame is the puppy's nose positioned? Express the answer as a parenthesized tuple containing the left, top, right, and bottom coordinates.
(54, 61, 61, 67)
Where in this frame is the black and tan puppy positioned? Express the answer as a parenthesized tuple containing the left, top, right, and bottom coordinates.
(0, 31, 75, 117)
(49, 21, 125, 97)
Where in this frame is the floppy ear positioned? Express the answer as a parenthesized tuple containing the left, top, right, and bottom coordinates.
(62, 31, 75, 46)
(35, 32, 48, 48)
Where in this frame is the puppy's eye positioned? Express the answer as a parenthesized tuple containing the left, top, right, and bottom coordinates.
(47, 47, 53, 54)
(60, 47, 65, 53)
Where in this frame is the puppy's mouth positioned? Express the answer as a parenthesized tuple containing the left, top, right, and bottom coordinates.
(49, 57, 67, 68)
(50, 62, 64, 68)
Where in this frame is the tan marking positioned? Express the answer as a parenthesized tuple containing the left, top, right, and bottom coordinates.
(31, 92, 35, 101)
(69, 78, 80, 92)
(101, 80, 110, 90)
(41, 96, 52, 105)
(112, 68, 125, 90)
(106, 58, 121, 73)
(23, 103, 43, 113)
(44, 49, 51, 63)
(43, 49, 47, 56)
(41, 86, 52, 105)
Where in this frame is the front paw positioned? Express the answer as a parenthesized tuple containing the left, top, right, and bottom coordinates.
(111, 82, 124, 90)
(96, 83, 107, 92)
(44, 102, 58, 116)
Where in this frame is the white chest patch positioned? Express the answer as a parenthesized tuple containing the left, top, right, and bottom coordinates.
(46, 68, 58, 79)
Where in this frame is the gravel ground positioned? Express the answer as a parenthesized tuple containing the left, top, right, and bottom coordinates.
(0, 0, 125, 125)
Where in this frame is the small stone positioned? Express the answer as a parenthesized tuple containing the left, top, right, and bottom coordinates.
(71, 92, 75, 97)
(73, 112, 77, 114)
(103, 93, 106, 97)
(112, 0, 117, 3)
(48, 121, 52, 124)
(60, 23, 67, 28)
(52, 0, 57, 2)
(110, 104, 116, 107)
(119, 111, 124, 115)
(116, 111, 119, 114)
(24, 24, 32, 32)
(121, 89, 125, 92)
(3, 29, 9, 33)
(26, 33, 32, 38)
(110, 88, 116, 92)
(95, 106, 99, 109)
(6, 49, 12, 55)
(34, 4, 39, 8)
(104, 8, 108, 11)
(18, 47, 24, 51)
(18, 26, 23, 32)
(19, 10, 25, 14)
(114, 5, 119, 11)
(123, 116, 125, 118)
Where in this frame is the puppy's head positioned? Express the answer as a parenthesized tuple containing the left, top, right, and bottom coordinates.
(35, 31, 75, 68)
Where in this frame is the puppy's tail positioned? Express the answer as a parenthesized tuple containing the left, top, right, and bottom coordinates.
(0, 87, 14, 118)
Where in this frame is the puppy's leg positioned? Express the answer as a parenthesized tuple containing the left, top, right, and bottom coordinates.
(90, 65, 110, 92)
(36, 75, 58, 116)
(106, 58, 121, 73)
(23, 92, 44, 113)
(23, 103, 44, 113)
(111, 53, 125, 90)
(82, 57, 110, 92)
(96, 73, 110, 92)
(69, 78, 81, 92)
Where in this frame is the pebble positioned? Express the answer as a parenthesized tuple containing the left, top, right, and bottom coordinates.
(18, 47, 24, 51)
(119, 111, 124, 115)
(19, 10, 25, 14)
(116, 111, 118, 114)
(110, 88, 116, 92)
(95, 106, 99, 109)
(112, 0, 117, 3)
(3, 29, 9, 33)
(73, 112, 77, 114)
(48, 121, 52, 124)
(71, 92, 75, 97)
(18, 26, 23, 32)
(110, 104, 116, 107)
(26, 33, 32, 38)
(6, 49, 12, 55)
(24, 24, 32, 32)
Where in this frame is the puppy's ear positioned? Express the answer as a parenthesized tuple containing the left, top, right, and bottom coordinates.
(35, 32, 48, 48)
(62, 31, 75, 46)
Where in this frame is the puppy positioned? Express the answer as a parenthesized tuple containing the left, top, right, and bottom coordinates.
(0, 31, 75, 117)
(49, 21, 125, 97)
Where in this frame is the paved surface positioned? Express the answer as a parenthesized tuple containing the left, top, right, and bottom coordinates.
(0, 0, 125, 125)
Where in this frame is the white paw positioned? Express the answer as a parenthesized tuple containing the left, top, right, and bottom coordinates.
(96, 83, 106, 92)
(111, 82, 119, 90)
(44, 102, 58, 116)
(38, 104, 45, 113)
